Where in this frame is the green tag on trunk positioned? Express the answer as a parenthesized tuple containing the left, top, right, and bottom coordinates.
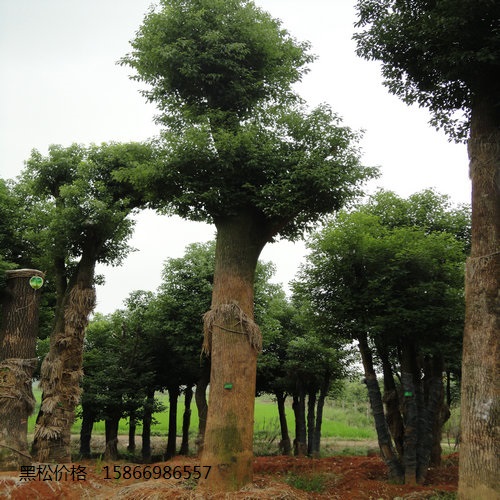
(224, 383, 233, 390)
(404, 391, 413, 397)
(29, 276, 44, 290)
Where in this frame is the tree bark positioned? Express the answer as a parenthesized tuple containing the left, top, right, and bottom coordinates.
(430, 356, 450, 468)
(32, 248, 97, 463)
(179, 386, 193, 456)
(104, 413, 120, 461)
(200, 213, 268, 491)
(416, 356, 443, 484)
(275, 392, 291, 455)
(307, 390, 316, 456)
(358, 333, 403, 482)
(195, 364, 209, 455)
(292, 388, 307, 456)
(79, 401, 95, 458)
(375, 338, 405, 457)
(127, 413, 136, 453)
(459, 91, 500, 500)
(401, 343, 419, 486)
(313, 375, 330, 457)
(0, 269, 43, 470)
(142, 390, 154, 463)
(165, 386, 179, 460)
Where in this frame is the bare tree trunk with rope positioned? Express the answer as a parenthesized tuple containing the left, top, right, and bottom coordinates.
(0, 269, 44, 470)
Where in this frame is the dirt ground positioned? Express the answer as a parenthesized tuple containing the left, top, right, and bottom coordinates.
(0, 437, 458, 499)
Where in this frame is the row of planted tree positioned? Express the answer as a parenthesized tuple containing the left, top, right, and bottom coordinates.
(76, 188, 468, 487)
(1, 185, 468, 488)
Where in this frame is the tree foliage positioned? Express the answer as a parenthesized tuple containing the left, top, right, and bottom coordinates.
(16, 142, 153, 273)
(298, 189, 468, 363)
(295, 190, 469, 482)
(119, 0, 376, 240)
(354, 0, 500, 140)
(121, 0, 313, 123)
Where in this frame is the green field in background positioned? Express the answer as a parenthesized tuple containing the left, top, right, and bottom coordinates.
(28, 385, 376, 440)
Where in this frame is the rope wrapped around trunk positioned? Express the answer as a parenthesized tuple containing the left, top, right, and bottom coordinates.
(202, 302, 262, 355)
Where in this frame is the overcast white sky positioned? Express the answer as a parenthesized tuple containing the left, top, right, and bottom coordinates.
(0, 0, 470, 314)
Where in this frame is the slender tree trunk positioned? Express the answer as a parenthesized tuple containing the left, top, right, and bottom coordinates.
(307, 390, 316, 456)
(128, 413, 136, 453)
(195, 364, 209, 455)
(79, 401, 95, 458)
(142, 390, 154, 463)
(375, 338, 404, 457)
(292, 388, 307, 456)
(0, 269, 43, 470)
(313, 376, 330, 457)
(104, 413, 120, 461)
(358, 333, 404, 482)
(275, 392, 291, 455)
(445, 370, 452, 407)
(401, 342, 419, 486)
(165, 386, 179, 460)
(179, 386, 193, 456)
(459, 91, 500, 500)
(200, 214, 267, 491)
(32, 250, 97, 463)
(429, 356, 450, 468)
(416, 355, 443, 484)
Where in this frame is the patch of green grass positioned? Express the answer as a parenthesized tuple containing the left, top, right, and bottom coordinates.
(429, 493, 457, 499)
(253, 417, 280, 456)
(285, 472, 335, 493)
(337, 446, 370, 456)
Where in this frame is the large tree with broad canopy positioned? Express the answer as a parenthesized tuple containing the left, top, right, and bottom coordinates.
(120, 0, 376, 490)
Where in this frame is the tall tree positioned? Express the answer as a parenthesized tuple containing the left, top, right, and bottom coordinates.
(296, 191, 468, 484)
(120, 0, 375, 489)
(15, 142, 152, 462)
(354, 2, 499, 496)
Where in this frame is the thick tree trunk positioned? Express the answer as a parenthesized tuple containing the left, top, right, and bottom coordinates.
(142, 390, 154, 463)
(0, 269, 43, 470)
(459, 92, 500, 500)
(32, 253, 97, 463)
(104, 413, 120, 461)
(200, 213, 268, 491)
(79, 401, 95, 458)
(195, 364, 209, 455)
(179, 386, 193, 456)
(275, 392, 291, 455)
(358, 333, 404, 482)
(165, 386, 179, 460)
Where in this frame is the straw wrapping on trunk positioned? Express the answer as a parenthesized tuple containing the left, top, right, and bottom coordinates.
(202, 302, 262, 355)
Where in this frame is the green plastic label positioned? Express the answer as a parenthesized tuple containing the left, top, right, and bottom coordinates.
(404, 391, 413, 397)
(29, 276, 44, 290)
(224, 383, 233, 390)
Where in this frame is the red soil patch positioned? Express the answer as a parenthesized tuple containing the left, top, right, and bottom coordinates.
(0, 454, 458, 499)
